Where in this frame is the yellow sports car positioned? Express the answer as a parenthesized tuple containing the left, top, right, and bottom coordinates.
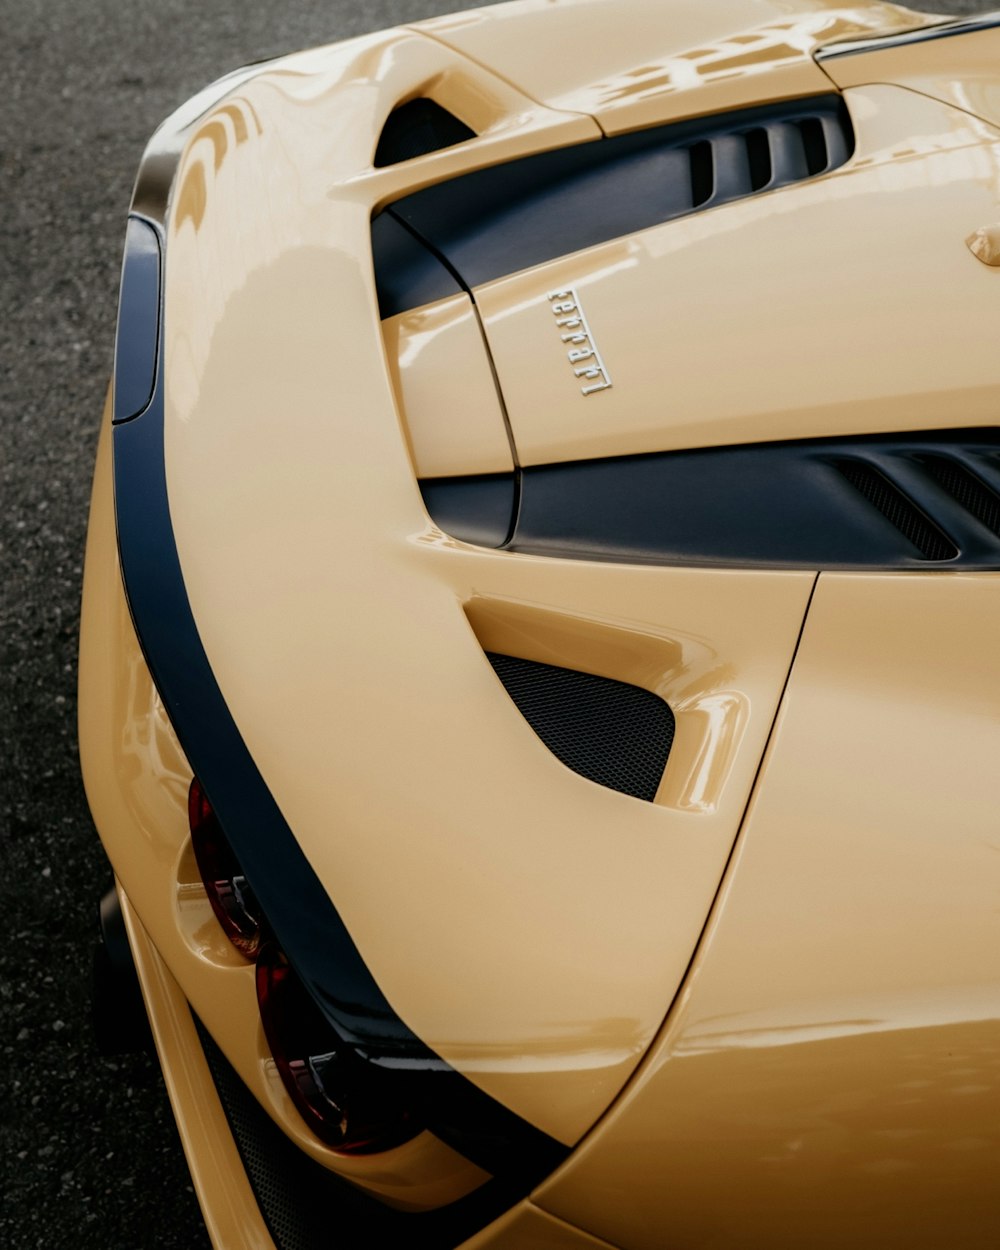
(80, 2, 1000, 1246)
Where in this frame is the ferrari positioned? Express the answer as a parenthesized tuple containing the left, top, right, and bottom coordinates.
(80, 2, 1000, 1246)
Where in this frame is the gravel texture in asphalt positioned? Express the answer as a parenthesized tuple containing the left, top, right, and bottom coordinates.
(0, 1, 993, 1247)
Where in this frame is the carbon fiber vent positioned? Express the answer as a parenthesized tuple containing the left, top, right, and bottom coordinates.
(836, 460, 957, 561)
(922, 455, 1000, 538)
(487, 654, 674, 802)
(196, 1021, 522, 1250)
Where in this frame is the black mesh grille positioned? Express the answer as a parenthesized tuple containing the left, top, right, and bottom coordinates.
(195, 1022, 520, 1250)
(487, 654, 674, 802)
(836, 461, 957, 561)
(923, 456, 1000, 538)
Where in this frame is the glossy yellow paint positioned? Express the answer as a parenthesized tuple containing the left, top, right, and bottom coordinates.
(79, 0, 1000, 1239)
(460, 1202, 618, 1249)
(383, 294, 513, 478)
(417, 1, 931, 132)
(476, 84, 1000, 466)
(822, 23, 1000, 131)
(153, 26, 817, 1147)
(79, 403, 490, 1208)
(117, 887, 277, 1250)
(536, 572, 1000, 1249)
(967, 221, 1000, 265)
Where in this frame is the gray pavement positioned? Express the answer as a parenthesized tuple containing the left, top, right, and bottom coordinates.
(0, 1, 993, 1246)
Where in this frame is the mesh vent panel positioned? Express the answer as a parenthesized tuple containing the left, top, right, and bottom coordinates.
(837, 461, 957, 561)
(924, 456, 1000, 537)
(487, 654, 674, 802)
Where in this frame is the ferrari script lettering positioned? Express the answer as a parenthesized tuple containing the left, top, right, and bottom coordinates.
(548, 288, 613, 396)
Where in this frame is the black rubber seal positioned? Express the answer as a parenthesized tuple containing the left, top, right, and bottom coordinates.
(818, 16, 1000, 59)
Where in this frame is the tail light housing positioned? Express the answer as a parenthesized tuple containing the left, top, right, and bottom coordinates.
(188, 778, 262, 958)
(255, 943, 417, 1155)
(189, 777, 415, 1152)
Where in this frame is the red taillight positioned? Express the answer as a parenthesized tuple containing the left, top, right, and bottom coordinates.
(190, 779, 413, 1153)
(188, 778, 262, 958)
(255, 943, 417, 1155)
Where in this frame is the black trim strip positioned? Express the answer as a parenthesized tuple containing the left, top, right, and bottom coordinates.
(113, 218, 161, 424)
(818, 16, 1000, 59)
(111, 214, 567, 1184)
(420, 432, 1000, 570)
(419, 473, 516, 548)
(372, 210, 462, 321)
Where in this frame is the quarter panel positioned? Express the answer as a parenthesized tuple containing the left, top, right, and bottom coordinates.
(155, 38, 816, 1143)
(536, 571, 1000, 1249)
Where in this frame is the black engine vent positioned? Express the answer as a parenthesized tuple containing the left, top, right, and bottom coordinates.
(421, 432, 1000, 570)
(374, 98, 475, 167)
(835, 460, 957, 561)
(487, 653, 675, 802)
(922, 454, 1000, 538)
(374, 95, 852, 315)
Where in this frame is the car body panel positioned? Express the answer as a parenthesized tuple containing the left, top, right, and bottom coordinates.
(535, 571, 1000, 1249)
(117, 886, 278, 1250)
(383, 294, 515, 478)
(415, 0, 933, 132)
(145, 23, 821, 1148)
(821, 18, 1000, 131)
(475, 84, 1000, 466)
(80, 404, 492, 1206)
(78, 1, 1000, 1244)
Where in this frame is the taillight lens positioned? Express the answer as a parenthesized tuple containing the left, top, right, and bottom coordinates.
(255, 943, 417, 1155)
(188, 778, 262, 958)
(190, 779, 414, 1153)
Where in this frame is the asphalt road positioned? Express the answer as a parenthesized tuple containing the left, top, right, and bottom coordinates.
(0, 1, 994, 1247)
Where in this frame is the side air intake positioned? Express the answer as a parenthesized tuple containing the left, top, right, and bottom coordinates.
(487, 653, 675, 802)
(374, 99, 476, 167)
(374, 95, 853, 315)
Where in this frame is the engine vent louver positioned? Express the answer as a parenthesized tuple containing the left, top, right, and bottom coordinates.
(420, 433, 1000, 570)
(374, 98, 475, 168)
(835, 460, 957, 561)
(487, 653, 675, 802)
(922, 455, 1000, 538)
(373, 95, 853, 316)
(688, 116, 841, 206)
